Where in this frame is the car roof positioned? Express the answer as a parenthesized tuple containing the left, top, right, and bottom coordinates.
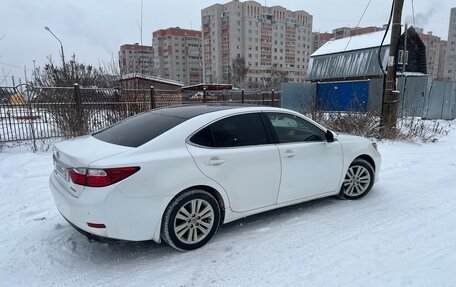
(151, 104, 264, 119)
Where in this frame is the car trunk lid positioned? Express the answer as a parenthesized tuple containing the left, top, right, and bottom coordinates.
(53, 135, 133, 197)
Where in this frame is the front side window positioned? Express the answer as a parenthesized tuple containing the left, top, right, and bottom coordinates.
(191, 113, 268, 147)
(267, 113, 326, 143)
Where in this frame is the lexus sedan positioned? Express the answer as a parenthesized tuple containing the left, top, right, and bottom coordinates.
(49, 105, 381, 251)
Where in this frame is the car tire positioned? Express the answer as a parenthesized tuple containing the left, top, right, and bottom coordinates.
(338, 158, 374, 200)
(161, 189, 221, 251)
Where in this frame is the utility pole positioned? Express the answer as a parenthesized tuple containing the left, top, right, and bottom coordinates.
(380, 0, 404, 138)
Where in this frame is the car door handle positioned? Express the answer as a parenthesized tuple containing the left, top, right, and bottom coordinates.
(282, 150, 296, 158)
(204, 159, 226, 166)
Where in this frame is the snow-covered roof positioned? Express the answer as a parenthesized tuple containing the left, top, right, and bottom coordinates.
(312, 30, 391, 57)
(120, 73, 184, 86)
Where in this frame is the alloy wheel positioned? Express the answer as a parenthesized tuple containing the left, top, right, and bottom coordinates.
(343, 165, 371, 196)
(173, 199, 215, 244)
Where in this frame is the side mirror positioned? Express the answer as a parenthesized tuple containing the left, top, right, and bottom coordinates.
(325, 130, 335, 142)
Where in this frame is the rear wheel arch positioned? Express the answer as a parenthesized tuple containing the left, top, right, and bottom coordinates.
(168, 185, 226, 225)
(161, 188, 222, 250)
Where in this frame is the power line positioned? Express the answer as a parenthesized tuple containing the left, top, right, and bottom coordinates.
(378, 0, 395, 76)
(344, 0, 373, 52)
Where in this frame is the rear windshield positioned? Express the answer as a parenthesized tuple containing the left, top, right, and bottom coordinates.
(93, 111, 187, 147)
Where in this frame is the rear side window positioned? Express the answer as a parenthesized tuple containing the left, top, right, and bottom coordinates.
(93, 112, 186, 147)
(191, 113, 269, 148)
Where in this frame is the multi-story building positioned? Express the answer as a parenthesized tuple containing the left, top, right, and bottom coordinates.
(438, 40, 448, 80)
(118, 43, 154, 75)
(418, 30, 447, 80)
(201, 0, 313, 86)
(444, 7, 456, 81)
(152, 27, 203, 85)
(350, 26, 383, 36)
(333, 27, 351, 39)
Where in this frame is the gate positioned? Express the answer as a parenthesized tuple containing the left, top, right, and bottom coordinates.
(316, 81, 369, 112)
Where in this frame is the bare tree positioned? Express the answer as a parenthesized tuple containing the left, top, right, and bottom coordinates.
(231, 55, 248, 88)
(266, 65, 288, 90)
(33, 54, 112, 87)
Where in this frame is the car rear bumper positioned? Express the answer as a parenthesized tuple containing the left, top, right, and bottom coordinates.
(49, 173, 171, 242)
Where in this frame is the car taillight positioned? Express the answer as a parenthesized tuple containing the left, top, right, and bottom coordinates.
(68, 167, 140, 187)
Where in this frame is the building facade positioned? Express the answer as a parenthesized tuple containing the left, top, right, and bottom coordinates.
(418, 30, 447, 80)
(444, 7, 456, 81)
(201, 0, 313, 86)
(333, 27, 351, 39)
(438, 41, 448, 80)
(152, 27, 203, 85)
(119, 44, 154, 75)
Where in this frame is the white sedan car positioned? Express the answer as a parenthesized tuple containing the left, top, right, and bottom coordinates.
(49, 105, 381, 251)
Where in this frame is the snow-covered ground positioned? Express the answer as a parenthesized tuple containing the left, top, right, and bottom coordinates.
(1, 125, 456, 287)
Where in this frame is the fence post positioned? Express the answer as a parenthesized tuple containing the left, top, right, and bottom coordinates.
(203, 87, 207, 103)
(271, 89, 275, 107)
(241, 89, 245, 104)
(26, 85, 37, 152)
(73, 83, 83, 135)
(262, 92, 265, 105)
(150, 86, 156, 109)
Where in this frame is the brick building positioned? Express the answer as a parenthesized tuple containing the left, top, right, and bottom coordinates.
(444, 7, 456, 81)
(201, 0, 313, 86)
(418, 30, 447, 80)
(152, 27, 203, 85)
(118, 43, 154, 75)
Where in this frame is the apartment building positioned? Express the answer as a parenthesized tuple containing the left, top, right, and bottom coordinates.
(444, 7, 456, 81)
(119, 43, 154, 75)
(152, 27, 203, 85)
(333, 27, 351, 39)
(418, 30, 447, 80)
(438, 41, 448, 80)
(201, 0, 313, 86)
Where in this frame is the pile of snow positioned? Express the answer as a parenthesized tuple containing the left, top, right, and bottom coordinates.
(1, 123, 456, 286)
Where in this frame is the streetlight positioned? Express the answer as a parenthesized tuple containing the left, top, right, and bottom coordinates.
(44, 26, 65, 67)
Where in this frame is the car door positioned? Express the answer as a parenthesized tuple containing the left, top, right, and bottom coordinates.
(265, 112, 343, 204)
(186, 112, 281, 212)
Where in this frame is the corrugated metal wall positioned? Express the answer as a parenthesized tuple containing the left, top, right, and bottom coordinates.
(423, 81, 456, 120)
(282, 78, 456, 120)
(397, 77, 428, 117)
(281, 82, 315, 113)
(307, 47, 389, 81)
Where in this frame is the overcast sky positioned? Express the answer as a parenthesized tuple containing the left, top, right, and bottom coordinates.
(0, 0, 453, 85)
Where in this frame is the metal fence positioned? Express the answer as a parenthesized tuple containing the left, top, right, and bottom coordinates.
(0, 84, 181, 144)
(281, 78, 456, 120)
(0, 84, 280, 144)
(182, 89, 280, 106)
